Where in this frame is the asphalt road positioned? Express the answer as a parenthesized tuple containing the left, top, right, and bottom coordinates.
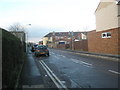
(34, 48, 119, 88)
(19, 48, 119, 89)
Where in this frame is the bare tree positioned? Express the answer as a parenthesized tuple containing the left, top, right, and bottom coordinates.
(9, 23, 25, 32)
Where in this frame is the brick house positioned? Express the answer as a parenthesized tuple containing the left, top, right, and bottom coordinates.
(88, 0, 120, 55)
(43, 31, 88, 51)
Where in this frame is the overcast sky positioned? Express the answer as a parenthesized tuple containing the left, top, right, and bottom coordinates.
(0, 0, 100, 43)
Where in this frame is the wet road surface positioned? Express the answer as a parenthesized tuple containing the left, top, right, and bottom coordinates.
(19, 48, 119, 89)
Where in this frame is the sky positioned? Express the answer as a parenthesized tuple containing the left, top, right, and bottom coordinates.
(0, 0, 100, 43)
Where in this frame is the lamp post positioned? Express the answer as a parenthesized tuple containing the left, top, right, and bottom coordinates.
(24, 24, 31, 53)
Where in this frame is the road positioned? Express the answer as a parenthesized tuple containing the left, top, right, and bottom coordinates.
(19, 48, 119, 89)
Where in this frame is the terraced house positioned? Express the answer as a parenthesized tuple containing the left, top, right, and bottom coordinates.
(43, 31, 88, 51)
(88, 0, 120, 55)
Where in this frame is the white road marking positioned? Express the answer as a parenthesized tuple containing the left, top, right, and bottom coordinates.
(39, 60, 68, 89)
(70, 58, 92, 67)
(71, 59, 79, 63)
(39, 61, 61, 88)
(80, 61, 92, 66)
(83, 65, 92, 68)
(108, 70, 120, 75)
(58, 55, 66, 58)
(50, 52, 55, 55)
(53, 56, 59, 59)
(51, 51, 93, 67)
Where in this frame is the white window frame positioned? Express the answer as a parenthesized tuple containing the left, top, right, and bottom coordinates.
(101, 32, 111, 38)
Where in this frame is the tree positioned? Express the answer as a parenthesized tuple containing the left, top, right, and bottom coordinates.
(9, 23, 25, 32)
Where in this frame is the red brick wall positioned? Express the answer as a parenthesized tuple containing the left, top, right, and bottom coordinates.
(74, 40, 88, 51)
(118, 27, 120, 55)
(88, 28, 120, 55)
(57, 44, 70, 49)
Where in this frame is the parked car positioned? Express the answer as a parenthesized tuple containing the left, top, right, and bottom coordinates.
(34, 45, 49, 57)
(31, 44, 38, 52)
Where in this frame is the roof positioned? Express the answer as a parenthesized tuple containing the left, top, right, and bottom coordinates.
(0, 27, 7, 31)
(44, 33, 53, 37)
(95, 0, 119, 13)
(95, 1, 101, 13)
(44, 31, 88, 37)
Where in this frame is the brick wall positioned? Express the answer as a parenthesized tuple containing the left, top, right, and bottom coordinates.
(118, 27, 120, 55)
(88, 28, 120, 55)
(74, 40, 88, 51)
(56, 40, 88, 51)
(57, 44, 70, 49)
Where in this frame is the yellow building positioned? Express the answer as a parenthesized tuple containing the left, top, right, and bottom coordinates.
(42, 33, 54, 47)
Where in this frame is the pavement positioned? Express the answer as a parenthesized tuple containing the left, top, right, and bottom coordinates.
(18, 51, 44, 89)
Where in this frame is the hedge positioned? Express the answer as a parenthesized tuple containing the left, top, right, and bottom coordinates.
(2, 29, 26, 88)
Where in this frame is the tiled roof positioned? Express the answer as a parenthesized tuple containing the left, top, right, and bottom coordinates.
(44, 32, 87, 37)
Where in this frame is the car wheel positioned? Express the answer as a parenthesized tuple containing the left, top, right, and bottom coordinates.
(35, 53, 38, 57)
(47, 53, 49, 56)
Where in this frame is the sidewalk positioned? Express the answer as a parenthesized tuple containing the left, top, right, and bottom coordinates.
(50, 48, 120, 62)
(18, 51, 44, 88)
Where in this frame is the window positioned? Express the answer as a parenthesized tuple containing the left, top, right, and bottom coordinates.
(101, 32, 111, 38)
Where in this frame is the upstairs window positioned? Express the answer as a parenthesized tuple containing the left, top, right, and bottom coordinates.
(101, 32, 111, 38)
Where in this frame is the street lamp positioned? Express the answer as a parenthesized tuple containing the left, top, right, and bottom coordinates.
(24, 24, 31, 53)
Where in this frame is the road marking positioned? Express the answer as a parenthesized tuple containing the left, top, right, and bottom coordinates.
(70, 58, 92, 67)
(53, 56, 59, 59)
(58, 55, 66, 58)
(39, 61, 61, 88)
(71, 59, 79, 63)
(80, 61, 92, 66)
(41, 60, 67, 88)
(61, 55, 66, 58)
(39, 60, 68, 90)
(50, 52, 55, 55)
(83, 64, 92, 68)
(108, 70, 120, 75)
